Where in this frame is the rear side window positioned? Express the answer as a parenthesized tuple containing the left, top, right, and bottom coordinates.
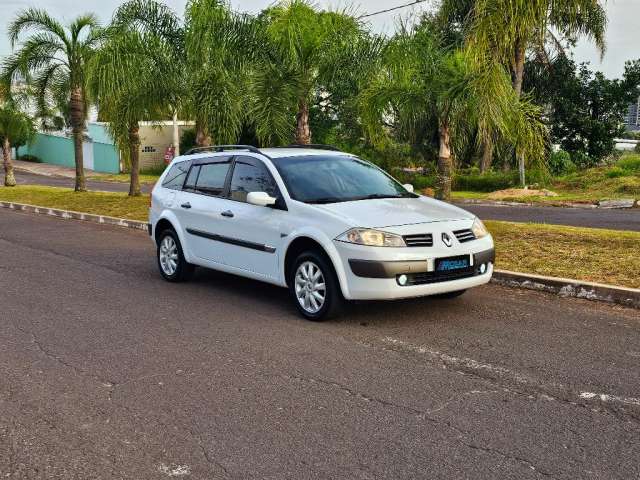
(195, 161, 231, 196)
(229, 159, 277, 202)
(161, 160, 191, 190)
(184, 165, 201, 190)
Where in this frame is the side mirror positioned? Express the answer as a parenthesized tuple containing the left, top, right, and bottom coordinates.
(403, 184, 415, 193)
(247, 191, 277, 207)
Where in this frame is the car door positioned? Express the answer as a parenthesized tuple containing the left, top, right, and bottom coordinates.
(175, 157, 233, 263)
(213, 156, 287, 280)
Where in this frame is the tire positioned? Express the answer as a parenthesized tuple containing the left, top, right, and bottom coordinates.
(433, 289, 467, 299)
(157, 229, 194, 282)
(289, 250, 343, 321)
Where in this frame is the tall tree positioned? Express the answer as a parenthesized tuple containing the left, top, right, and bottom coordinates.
(0, 105, 35, 186)
(360, 25, 546, 200)
(251, 0, 366, 145)
(2, 9, 103, 191)
(465, 0, 607, 184)
(184, 0, 255, 147)
(89, 0, 181, 196)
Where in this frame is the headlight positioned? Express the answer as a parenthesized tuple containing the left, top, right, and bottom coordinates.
(337, 228, 406, 247)
(471, 218, 489, 239)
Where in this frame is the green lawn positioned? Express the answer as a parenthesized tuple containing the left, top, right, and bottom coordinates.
(1, 185, 638, 288)
(89, 172, 161, 184)
(0, 185, 149, 221)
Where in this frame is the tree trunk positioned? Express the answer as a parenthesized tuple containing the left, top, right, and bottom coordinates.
(2, 137, 16, 187)
(436, 124, 452, 201)
(480, 138, 493, 173)
(295, 98, 311, 145)
(70, 86, 86, 192)
(195, 121, 211, 148)
(512, 39, 526, 186)
(128, 123, 141, 196)
(172, 111, 180, 157)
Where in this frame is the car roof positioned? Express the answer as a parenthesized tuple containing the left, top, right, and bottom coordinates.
(172, 147, 353, 163)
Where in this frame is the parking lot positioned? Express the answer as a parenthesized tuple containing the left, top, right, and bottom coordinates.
(1, 208, 639, 479)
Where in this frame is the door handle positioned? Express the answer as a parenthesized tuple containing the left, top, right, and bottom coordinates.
(221, 210, 234, 218)
(180, 202, 191, 209)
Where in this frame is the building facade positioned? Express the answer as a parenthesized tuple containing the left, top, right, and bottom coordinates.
(625, 96, 640, 132)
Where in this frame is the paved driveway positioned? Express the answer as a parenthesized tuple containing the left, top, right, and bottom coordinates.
(1, 209, 639, 479)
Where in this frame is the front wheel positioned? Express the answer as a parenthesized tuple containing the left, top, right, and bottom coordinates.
(289, 251, 343, 321)
(157, 229, 194, 282)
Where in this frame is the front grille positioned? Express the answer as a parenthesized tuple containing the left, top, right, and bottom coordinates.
(453, 229, 476, 243)
(403, 233, 433, 247)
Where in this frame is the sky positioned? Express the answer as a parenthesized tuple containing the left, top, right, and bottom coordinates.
(0, 0, 638, 78)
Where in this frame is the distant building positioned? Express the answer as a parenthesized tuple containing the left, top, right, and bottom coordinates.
(625, 96, 640, 132)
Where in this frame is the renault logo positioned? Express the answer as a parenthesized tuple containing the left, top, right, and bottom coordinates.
(442, 232, 453, 247)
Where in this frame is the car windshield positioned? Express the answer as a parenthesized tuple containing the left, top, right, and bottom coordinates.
(271, 155, 417, 204)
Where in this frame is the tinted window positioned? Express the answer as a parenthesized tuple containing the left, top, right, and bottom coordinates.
(271, 155, 415, 204)
(184, 165, 200, 190)
(195, 161, 231, 196)
(229, 159, 277, 202)
(162, 160, 191, 190)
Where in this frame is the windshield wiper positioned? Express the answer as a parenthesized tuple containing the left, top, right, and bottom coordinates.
(352, 194, 408, 201)
(306, 197, 347, 204)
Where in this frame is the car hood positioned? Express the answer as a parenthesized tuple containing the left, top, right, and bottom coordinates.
(315, 197, 474, 228)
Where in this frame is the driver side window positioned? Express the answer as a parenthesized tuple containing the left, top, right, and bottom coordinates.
(229, 158, 277, 203)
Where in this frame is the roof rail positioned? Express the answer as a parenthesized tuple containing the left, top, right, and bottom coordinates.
(285, 144, 342, 152)
(185, 145, 267, 157)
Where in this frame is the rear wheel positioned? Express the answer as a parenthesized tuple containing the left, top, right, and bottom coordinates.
(157, 229, 194, 282)
(289, 251, 343, 321)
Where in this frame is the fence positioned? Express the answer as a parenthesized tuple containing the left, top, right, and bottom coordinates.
(18, 132, 120, 174)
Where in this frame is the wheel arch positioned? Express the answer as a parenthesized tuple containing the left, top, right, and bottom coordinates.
(282, 234, 349, 298)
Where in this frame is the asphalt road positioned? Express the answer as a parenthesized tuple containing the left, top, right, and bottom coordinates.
(13, 169, 640, 231)
(1, 209, 639, 479)
(458, 202, 640, 232)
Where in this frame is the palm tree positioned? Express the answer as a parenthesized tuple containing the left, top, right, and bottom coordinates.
(251, 0, 367, 145)
(465, 0, 607, 183)
(184, 0, 256, 147)
(2, 9, 103, 191)
(360, 25, 546, 201)
(0, 105, 36, 186)
(89, 1, 181, 196)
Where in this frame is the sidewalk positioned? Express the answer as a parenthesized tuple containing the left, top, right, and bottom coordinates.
(13, 159, 97, 179)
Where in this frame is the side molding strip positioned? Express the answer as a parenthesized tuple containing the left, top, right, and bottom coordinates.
(186, 228, 276, 253)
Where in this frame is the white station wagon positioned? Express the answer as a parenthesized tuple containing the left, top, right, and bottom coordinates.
(149, 145, 495, 320)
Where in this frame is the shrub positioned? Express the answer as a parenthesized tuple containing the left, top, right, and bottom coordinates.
(571, 152, 599, 169)
(140, 164, 167, 176)
(548, 150, 576, 176)
(453, 171, 518, 192)
(20, 154, 41, 163)
(635, 142, 640, 154)
(179, 128, 196, 155)
(617, 155, 640, 173)
(605, 167, 629, 178)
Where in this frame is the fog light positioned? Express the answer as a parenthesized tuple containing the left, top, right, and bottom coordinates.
(479, 263, 487, 274)
(397, 274, 408, 286)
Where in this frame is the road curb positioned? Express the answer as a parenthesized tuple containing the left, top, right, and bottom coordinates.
(492, 270, 640, 309)
(2, 200, 638, 309)
(0, 201, 147, 232)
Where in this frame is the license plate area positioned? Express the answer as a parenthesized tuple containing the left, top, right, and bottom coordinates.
(435, 255, 471, 272)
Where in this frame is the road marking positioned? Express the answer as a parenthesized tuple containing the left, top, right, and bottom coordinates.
(579, 392, 640, 407)
(382, 337, 640, 410)
(159, 464, 191, 477)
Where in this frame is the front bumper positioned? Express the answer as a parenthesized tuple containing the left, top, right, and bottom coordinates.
(333, 235, 495, 300)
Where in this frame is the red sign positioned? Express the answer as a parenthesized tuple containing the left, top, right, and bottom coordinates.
(164, 146, 176, 164)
